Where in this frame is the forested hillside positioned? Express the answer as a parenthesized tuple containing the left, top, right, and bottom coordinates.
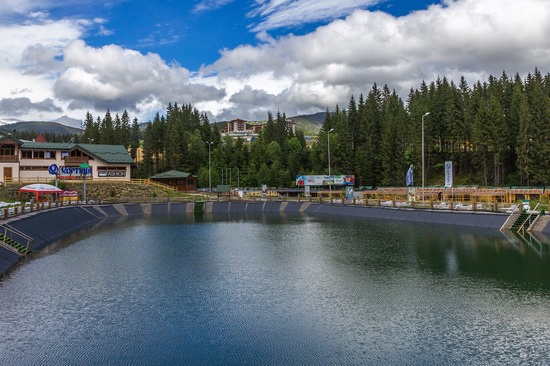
(82, 68, 550, 188)
(1, 121, 81, 142)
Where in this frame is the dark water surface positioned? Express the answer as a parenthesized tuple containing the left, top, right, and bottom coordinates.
(1, 214, 550, 365)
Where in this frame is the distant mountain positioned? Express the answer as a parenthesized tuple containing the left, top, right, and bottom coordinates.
(54, 115, 83, 128)
(0, 121, 82, 136)
(138, 112, 326, 135)
(290, 112, 325, 134)
(0, 112, 326, 139)
(0, 117, 21, 126)
(291, 112, 326, 124)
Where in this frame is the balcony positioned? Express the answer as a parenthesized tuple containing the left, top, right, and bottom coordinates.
(0, 155, 19, 163)
(64, 156, 89, 164)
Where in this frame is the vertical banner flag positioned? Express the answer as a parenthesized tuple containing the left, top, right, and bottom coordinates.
(406, 164, 414, 186)
(445, 161, 453, 188)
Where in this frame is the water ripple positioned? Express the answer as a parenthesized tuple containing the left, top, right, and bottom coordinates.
(1, 216, 549, 365)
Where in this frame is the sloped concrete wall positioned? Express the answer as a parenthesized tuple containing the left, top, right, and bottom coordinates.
(1, 201, 509, 276)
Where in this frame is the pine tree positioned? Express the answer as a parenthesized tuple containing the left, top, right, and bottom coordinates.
(526, 72, 550, 185)
(100, 110, 116, 145)
(516, 91, 533, 185)
(120, 110, 131, 147)
(82, 111, 95, 143)
(263, 112, 276, 144)
(130, 117, 140, 160)
(380, 93, 407, 185)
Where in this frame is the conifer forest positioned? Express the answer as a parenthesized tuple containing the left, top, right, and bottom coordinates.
(81, 68, 550, 189)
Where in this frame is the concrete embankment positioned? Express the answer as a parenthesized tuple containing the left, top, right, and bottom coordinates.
(2, 201, 548, 276)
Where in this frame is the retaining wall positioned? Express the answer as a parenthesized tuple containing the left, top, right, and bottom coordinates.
(1, 201, 510, 276)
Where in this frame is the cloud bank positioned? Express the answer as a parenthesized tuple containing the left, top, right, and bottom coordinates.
(0, 0, 549, 124)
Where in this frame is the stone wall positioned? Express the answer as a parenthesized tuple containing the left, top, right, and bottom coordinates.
(5, 182, 176, 201)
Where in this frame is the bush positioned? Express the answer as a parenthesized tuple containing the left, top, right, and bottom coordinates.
(50, 179, 67, 190)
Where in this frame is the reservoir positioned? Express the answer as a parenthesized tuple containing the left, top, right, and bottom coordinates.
(1, 213, 550, 365)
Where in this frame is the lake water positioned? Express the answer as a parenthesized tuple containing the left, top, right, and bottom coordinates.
(1, 213, 550, 365)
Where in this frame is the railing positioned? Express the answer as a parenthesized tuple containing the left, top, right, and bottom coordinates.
(500, 204, 520, 231)
(3, 177, 177, 192)
(129, 178, 178, 191)
(1, 223, 33, 256)
(0, 185, 533, 222)
(518, 202, 541, 234)
(0, 155, 19, 162)
(4, 177, 54, 184)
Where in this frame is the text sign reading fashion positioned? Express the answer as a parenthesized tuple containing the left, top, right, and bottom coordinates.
(48, 164, 92, 178)
(98, 170, 126, 177)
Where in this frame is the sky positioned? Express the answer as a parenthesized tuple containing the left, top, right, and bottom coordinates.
(0, 0, 549, 127)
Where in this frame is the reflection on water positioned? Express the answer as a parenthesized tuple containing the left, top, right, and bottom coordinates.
(1, 213, 550, 365)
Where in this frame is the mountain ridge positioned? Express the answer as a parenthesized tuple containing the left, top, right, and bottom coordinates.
(0, 113, 325, 137)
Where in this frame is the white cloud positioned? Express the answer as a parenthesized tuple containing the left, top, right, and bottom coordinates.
(1, 0, 550, 124)
(0, 11, 226, 121)
(193, 0, 235, 13)
(54, 40, 225, 114)
(0, 97, 61, 114)
(0, 19, 82, 68)
(248, 0, 383, 32)
(0, 0, 42, 17)
(199, 0, 550, 119)
(0, 16, 85, 120)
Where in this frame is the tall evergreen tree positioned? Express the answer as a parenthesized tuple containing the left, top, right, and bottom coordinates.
(526, 72, 550, 185)
(380, 93, 407, 185)
(82, 111, 95, 143)
(120, 110, 131, 147)
(130, 117, 140, 160)
(100, 110, 116, 145)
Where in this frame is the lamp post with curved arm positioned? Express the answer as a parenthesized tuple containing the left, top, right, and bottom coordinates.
(207, 141, 213, 192)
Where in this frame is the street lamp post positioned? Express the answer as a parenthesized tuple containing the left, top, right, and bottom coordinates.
(421, 112, 430, 201)
(328, 128, 334, 202)
(207, 141, 213, 192)
(234, 167, 239, 190)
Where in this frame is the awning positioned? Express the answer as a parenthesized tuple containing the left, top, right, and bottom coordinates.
(18, 184, 63, 201)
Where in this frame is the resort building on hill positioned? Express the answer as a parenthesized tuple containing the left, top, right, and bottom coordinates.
(223, 118, 297, 141)
(0, 134, 135, 184)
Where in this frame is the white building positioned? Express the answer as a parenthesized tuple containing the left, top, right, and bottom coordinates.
(0, 135, 134, 183)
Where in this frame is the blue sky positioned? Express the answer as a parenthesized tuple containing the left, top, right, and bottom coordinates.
(0, 0, 549, 125)
(80, 0, 438, 70)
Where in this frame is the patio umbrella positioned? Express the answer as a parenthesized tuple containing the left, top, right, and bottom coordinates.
(19, 184, 63, 202)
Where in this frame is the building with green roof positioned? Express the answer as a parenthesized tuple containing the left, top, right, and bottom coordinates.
(149, 170, 197, 192)
(0, 134, 135, 183)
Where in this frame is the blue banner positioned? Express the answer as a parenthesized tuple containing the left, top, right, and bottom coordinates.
(406, 164, 413, 186)
(445, 161, 453, 188)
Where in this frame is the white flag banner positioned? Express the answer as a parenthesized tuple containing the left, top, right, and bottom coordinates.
(406, 164, 413, 187)
(445, 161, 453, 188)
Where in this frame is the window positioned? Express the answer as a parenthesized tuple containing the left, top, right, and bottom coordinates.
(70, 150, 86, 157)
(21, 150, 55, 159)
(0, 145, 15, 156)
